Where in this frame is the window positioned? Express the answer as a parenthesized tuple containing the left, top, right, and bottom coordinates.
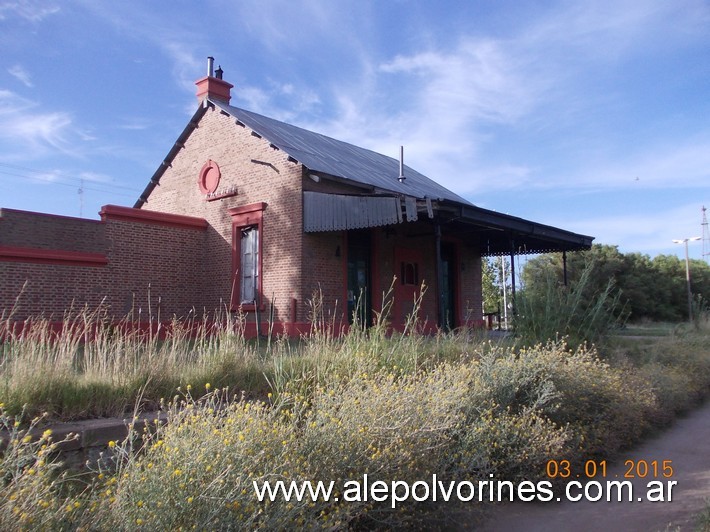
(401, 261, 419, 286)
(240, 226, 259, 303)
(228, 202, 267, 310)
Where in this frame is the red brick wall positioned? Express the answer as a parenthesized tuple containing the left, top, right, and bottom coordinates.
(374, 223, 439, 329)
(0, 208, 106, 252)
(0, 102, 484, 333)
(143, 105, 305, 330)
(102, 217, 204, 318)
(298, 220, 483, 332)
(0, 208, 206, 320)
(370, 222, 483, 330)
(301, 231, 347, 330)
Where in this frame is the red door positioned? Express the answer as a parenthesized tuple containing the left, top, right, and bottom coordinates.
(394, 247, 422, 329)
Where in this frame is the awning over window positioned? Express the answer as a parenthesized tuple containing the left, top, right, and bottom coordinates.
(304, 192, 410, 232)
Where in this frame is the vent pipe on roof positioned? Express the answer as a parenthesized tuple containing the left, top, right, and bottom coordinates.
(207, 56, 215, 77)
(398, 146, 406, 183)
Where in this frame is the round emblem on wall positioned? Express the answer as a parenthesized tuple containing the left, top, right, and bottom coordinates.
(198, 159, 221, 194)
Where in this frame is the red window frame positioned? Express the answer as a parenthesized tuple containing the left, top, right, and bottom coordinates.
(228, 202, 266, 311)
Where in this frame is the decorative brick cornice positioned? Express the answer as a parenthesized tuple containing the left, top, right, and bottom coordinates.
(227, 202, 268, 217)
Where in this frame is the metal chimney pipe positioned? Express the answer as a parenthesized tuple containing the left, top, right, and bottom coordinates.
(398, 146, 406, 183)
(207, 56, 215, 77)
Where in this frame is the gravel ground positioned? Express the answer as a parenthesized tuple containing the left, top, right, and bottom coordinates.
(476, 400, 710, 531)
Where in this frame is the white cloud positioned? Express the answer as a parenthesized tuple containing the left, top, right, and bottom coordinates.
(380, 40, 538, 126)
(0, 1, 59, 22)
(117, 118, 152, 131)
(161, 41, 203, 94)
(8, 64, 33, 87)
(314, 2, 709, 203)
(0, 90, 76, 157)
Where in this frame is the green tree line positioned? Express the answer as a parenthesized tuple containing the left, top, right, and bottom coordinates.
(519, 244, 710, 322)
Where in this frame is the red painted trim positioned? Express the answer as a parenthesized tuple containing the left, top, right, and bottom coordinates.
(198, 159, 221, 194)
(227, 202, 268, 218)
(0, 246, 108, 266)
(1, 317, 474, 344)
(229, 203, 267, 311)
(99, 205, 207, 230)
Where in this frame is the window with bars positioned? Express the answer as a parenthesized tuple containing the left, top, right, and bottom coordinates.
(228, 202, 266, 311)
(240, 225, 259, 304)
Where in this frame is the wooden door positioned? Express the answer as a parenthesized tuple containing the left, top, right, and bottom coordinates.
(394, 247, 422, 328)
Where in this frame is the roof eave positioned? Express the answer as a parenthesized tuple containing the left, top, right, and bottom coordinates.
(456, 203, 594, 252)
(133, 103, 209, 209)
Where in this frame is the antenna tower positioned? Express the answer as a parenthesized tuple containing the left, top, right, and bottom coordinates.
(78, 178, 84, 218)
(703, 205, 709, 263)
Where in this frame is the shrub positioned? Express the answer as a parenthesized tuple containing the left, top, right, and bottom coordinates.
(0, 299, 708, 529)
(514, 259, 626, 349)
(0, 409, 84, 530)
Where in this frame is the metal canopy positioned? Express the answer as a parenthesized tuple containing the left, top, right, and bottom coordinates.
(304, 192, 403, 232)
(443, 204, 594, 256)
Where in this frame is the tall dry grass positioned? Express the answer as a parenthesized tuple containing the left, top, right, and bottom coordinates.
(0, 303, 268, 420)
(0, 289, 708, 529)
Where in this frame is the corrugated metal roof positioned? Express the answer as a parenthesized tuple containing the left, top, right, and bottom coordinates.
(210, 99, 472, 206)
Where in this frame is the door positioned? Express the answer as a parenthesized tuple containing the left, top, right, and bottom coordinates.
(440, 242, 457, 330)
(347, 230, 372, 327)
(394, 247, 422, 329)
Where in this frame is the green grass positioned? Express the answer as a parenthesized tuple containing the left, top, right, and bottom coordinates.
(613, 322, 675, 337)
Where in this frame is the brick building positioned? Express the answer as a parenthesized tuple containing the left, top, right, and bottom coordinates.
(0, 60, 593, 336)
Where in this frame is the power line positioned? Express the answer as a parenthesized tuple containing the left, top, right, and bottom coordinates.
(0, 162, 143, 193)
(0, 167, 141, 199)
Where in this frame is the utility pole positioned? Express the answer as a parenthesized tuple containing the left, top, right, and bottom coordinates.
(78, 177, 84, 218)
(672, 236, 701, 322)
(500, 256, 508, 329)
(702, 206, 709, 263)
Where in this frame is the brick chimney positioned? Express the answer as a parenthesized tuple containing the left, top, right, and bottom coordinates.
(195, 56, 233, 104)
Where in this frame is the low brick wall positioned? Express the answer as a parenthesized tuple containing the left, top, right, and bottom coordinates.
(0, 206, 207, 320)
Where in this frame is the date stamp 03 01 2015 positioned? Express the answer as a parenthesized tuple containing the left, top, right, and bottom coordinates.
(545, 459, 678, 503)
(545, 459, 674, 480)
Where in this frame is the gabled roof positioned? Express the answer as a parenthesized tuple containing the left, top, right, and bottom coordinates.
(210, 99, 472, 205)
(135, 99, 593, 255)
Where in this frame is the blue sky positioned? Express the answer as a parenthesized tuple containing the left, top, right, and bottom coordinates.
(1, 0, 709, 260)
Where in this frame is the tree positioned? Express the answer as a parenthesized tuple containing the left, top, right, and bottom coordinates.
(481, 258, 499, 314)
(521, 245, 710, 322)
(481, 257, 512, 326)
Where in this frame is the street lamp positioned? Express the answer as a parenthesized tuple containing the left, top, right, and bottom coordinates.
(672, 237, 701, 322)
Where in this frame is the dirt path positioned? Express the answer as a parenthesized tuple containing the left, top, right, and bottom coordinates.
(476, 400, 710, 531)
